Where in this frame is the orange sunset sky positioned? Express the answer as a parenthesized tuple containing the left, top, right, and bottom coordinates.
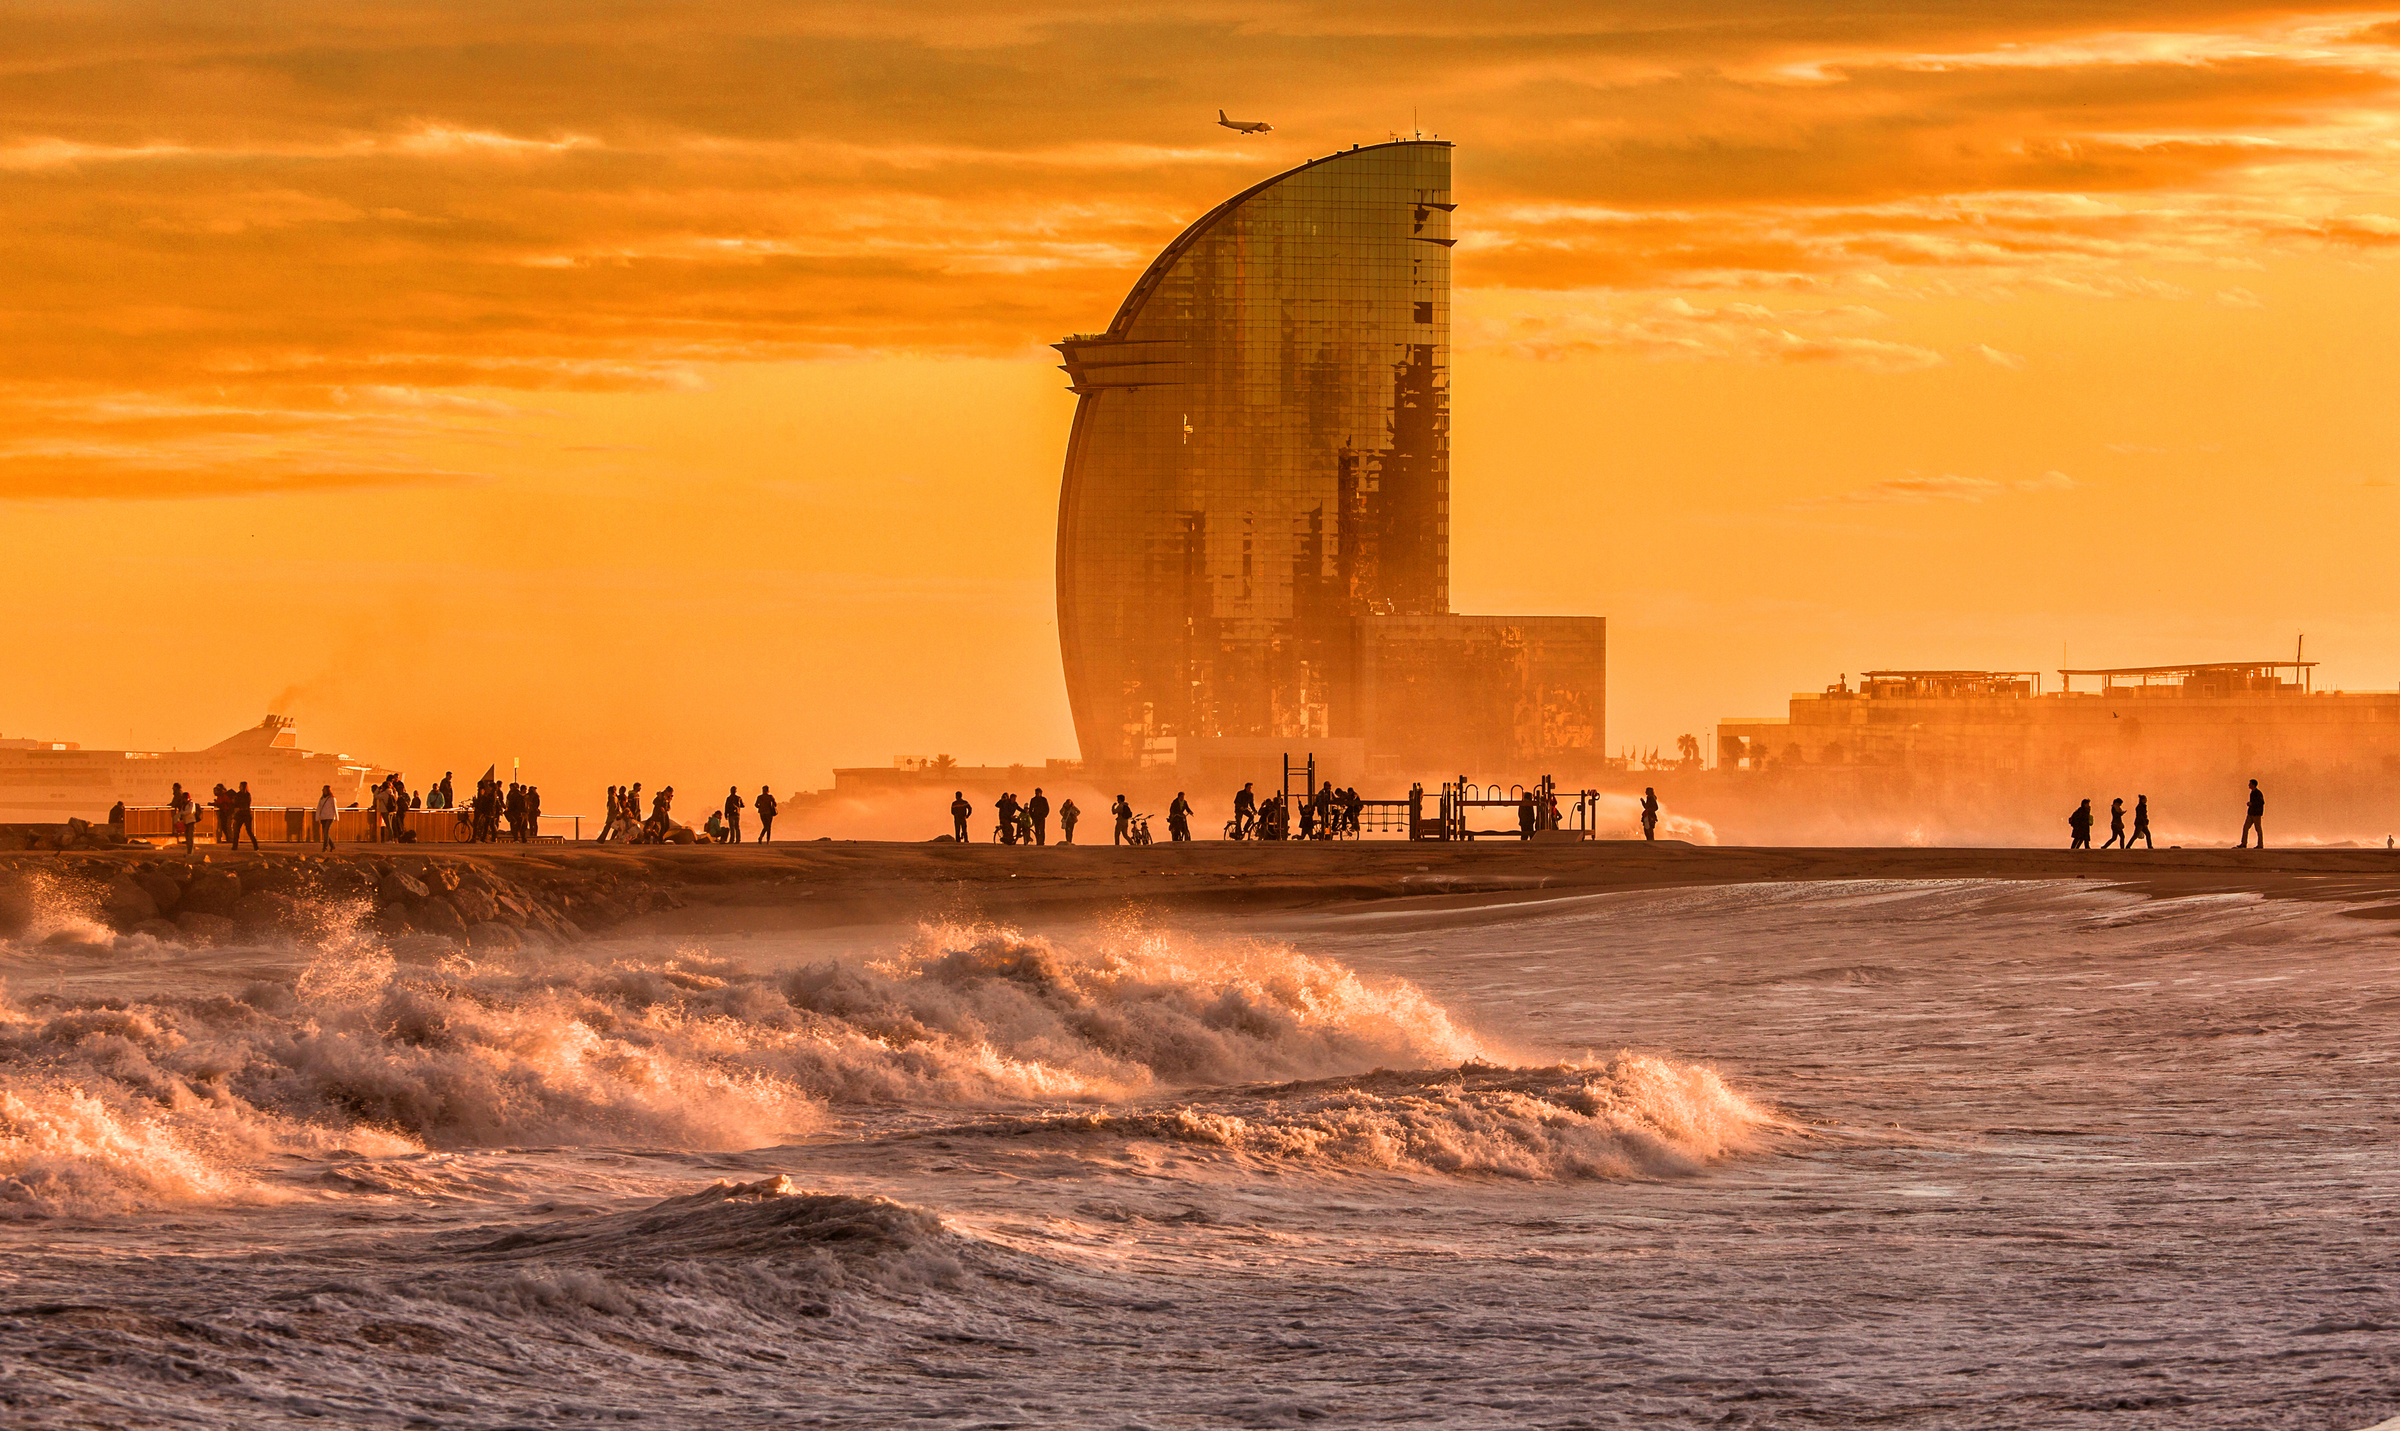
(7, 2, 2400, 806)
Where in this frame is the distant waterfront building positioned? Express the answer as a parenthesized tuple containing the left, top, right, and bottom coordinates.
(1053, 140, 1605, 777)
(1716, 661, 2400, 834)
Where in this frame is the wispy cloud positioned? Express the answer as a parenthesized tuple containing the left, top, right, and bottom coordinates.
(1805, 470, 2078, 506)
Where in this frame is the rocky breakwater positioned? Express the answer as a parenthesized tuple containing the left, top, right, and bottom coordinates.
(0, 851, 686, 952)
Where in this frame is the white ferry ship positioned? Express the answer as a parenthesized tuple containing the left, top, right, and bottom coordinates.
(0, 716, 389, 821)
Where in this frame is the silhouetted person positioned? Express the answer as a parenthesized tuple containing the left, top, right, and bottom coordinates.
(316, 784, 338, 850)
(1518, 792, 1536, 840)
(228, 781, 259, 849)
(2069, 799, 2094, 850)
(1112, 794, 1132, 845)
(1059, 797, 1080, 844)
(526, 785, 541, 840)
(951, 790, 972, 842)
(2130, 795, 2153, 849)
(993, 791, 1019, 845)
(1027, 788, 1050, 845)
(1233, 782, 1257, 839)
(1297, 795, 1316, 840)
(439, 772, 454, 809)
(2239, 779, 2265, 849)
(723, 786, 744, 844)
(105, 799, 125, 835)
(1640, 788, 1660, 841)
(756, 786, 777, 843)
(1166, 791, 1191, 842)
(2102, 797, 2128, 849)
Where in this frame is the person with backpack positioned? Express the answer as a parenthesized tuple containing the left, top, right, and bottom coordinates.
(1112, 794, 1133, 845)
(2069, 799, 2095, 850)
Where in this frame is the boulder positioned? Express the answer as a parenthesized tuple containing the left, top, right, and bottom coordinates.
(464, 921, 522, 952)
(175, 911, 236, 944)
(419, 863, 461, 895)
(370, 903, 418, 937)
(376, 867, 429, 904)
(135, 871, 182, 916)
(411, 897, 470, 943)
(450, 885, 499, 926)
(179, 868, 244, 917)
(100, 875, 159, 930)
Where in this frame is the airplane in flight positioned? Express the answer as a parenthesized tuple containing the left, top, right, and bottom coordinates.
(1216, 109, 1273, 135)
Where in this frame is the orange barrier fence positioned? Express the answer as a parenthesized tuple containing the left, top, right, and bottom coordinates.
(117, 807, 574, 844)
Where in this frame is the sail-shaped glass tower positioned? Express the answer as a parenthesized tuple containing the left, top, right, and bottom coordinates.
(1055, 141, 1604, 776)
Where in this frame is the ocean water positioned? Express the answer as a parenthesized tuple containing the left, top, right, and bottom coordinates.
(2, 876, 2397, 1427)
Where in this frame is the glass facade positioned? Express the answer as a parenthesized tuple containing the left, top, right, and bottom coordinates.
(1056, 141, 1604, 775)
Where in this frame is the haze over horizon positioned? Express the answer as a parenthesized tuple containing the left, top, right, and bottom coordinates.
(9, 1, 2400, 804)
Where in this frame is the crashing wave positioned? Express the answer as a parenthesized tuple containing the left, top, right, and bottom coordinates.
(0, 918, 1495, 1214)
(955, 1056, 1773, 1180)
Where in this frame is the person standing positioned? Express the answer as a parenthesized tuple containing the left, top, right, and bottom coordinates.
(994, 791, 1020, 845)
(2102, 797, 2128, 850)
(1027, 788, 1050, 846)
(1112, 794, 1133, 845)
(723, 786, 745, 844)
(2131, 795, 2153, 849)
(1640, 787, 1660, 841)
(1233, 782, 1257, 839)
(316, 784, 339, 850)
(2069, 799, 2094, 850)
(1168, 791, 1192, 842)
(1517, 792, 1536, 841)
(950, 790, 972, 843)
(170, 782, 195, 852)
(2238, 779, 2265, 849)
(756, 786, 777, 843)
(527, 785, 542, 840)
(1059, 797, 1079, 844)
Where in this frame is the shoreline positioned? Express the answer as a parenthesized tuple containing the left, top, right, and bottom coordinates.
(8, 840, 2400, 945)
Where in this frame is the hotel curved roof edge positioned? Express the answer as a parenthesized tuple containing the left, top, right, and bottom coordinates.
(1095, 139, 1456, 340)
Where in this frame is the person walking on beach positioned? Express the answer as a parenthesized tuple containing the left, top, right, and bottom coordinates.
(756, 786, 777, 843)
(2238, 779, 2266, 849)
(1112, 794, 1133, 845)
(1169, 791, 1192, 842)
(1640, 788, 1660, 841)
(2069, 799, 2094, 850)
(2130, 794, 2153, 849)
(1059, 797, 1080, 844)
(723, 786, 745, 844)
(1233, 782, 1257, 839)
(2102, 797, 2128, 850)
(316, 784, 339, 850)
(1027, 788, 1050, 845)
(950, 790, 972, 842)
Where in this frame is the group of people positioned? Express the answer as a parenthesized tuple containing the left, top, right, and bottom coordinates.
(701, 785, 778, 843)
(955, 788, 1081, 844)
(2067, 781, 2270, 850)
(1229, 781, 1366, 841)
(597, 783, 780, 844)
(163, 780, 260, 851)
